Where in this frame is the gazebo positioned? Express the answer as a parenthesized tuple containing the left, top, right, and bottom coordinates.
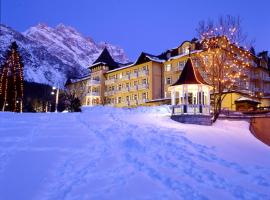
(168, 58, 212, 125)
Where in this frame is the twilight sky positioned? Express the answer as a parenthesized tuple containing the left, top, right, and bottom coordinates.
(1, 0, 270, 61)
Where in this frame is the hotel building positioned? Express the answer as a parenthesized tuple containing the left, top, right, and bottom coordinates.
(66, 37, 270, 111)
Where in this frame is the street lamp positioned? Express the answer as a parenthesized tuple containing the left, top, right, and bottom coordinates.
(51, 85, 59, 112)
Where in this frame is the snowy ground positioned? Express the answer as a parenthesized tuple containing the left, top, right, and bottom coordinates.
(0, 106, 269, 200)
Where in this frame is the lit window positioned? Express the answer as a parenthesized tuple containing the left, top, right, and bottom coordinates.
(166, 77, 172, 84)
(166, 64, 172, 71)
(142, 78, 147, 85)
(178, 61, 186, 70)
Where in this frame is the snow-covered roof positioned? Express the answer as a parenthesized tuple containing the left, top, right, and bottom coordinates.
(69, 75, 91, 84)
(235, 97, 261, 103)
(168, 50, 203, 61)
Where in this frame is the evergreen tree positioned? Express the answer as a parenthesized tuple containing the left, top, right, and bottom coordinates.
(0, 42, 24, 112)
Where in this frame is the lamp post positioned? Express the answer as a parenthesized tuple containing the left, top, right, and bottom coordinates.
(51, 86, 59, 112)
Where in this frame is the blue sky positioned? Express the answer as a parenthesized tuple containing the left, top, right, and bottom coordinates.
(1, 0, 270, 61)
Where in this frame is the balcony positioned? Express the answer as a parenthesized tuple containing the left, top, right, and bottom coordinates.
(137, 84, 149, 90)
(172, 66, 181, 72)
(254, 88, 261, 92)
(250, 74, 260, 80)
(263, 77, 270, 82)
(87, 79, 100, 86)
(121, 75, 130, 81)
(129, 85, 138, 91)
(137, 99, 147, 105)
(138, 70, 149, 77)
(130, 72, 138, 79)
(86, 91, 100, 96)
(105, 79, 115, 85)
(121, 87, 130, 93)
(104, 91, 116, 96)
(129, 100, 138, 105)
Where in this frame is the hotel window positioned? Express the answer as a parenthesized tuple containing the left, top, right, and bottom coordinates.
(118, 84, 122, 91)
(126, 82, 129, 88)
(134, 69, 138, 74)
(142, 92, 148, 100)
(112, 86, 115, 91)
(134, 80, 138, 86)
(142, 78, 147, 85)
(134, 94, 138, 100)
(204, 56, 209, 64)
(142, 65, 148, 71)
(119, 73, 122, 79)
(166, 77, 172, 85)
(166, 64, 172, 71)
(118, 97, 122, 104)
(183, 46, 190, 54)
(126, 96, 129, 102)
(193, 58, 200, 67)
(178, 61, 186, 70)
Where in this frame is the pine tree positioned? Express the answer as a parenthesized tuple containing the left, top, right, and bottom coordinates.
(0, 42, 24, 112)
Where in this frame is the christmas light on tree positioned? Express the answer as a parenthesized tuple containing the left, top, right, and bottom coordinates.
(0, 42, 24, 112)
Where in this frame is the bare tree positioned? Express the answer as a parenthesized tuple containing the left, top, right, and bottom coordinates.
(196, 15, 254, 48)
(196, 16, 253, 122)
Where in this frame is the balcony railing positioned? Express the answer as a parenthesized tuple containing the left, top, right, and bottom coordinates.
(104, 91, 116, 96)
(86, 91, 100, 96)
(105, 79, 115, 85)
(129, 85, 138, 91)
(137, 99, 147, 105)
(121, 75, 130, 81)
(138, 70, 149, 77)
(137, 84, 149, 90)
(263, 77, 270, 82)
(121, 87, 130, 93)
(87, 79, 100, 86)
(254, 88, 261, 92)
(130, 72, 138, 79)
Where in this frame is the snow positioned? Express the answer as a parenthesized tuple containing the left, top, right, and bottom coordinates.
(235, 97, 261, 103)
(0, 106, 269, 200)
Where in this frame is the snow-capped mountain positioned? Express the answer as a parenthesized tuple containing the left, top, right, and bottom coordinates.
(0, 23, 129, 87)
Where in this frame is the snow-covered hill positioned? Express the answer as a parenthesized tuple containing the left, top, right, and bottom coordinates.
(0, 106, 269, 199)
(0, 24, 129, 86)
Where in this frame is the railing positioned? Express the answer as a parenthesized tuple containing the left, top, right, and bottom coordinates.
(263, 77, 270, 82)
(173, 67, 181, 72)
(138, 99, 147, 105)
(105, 79, 115, 85)
(137, 84, 149, 90)
(130, 72, 138, 79)
(104, 91, 116, 96)
(121, 75, 130, 81)
(129, 85, 138, 91)
(129, 100, 138, 105)
(87, 79, 100, 86)
(86, 91, 100, 96)
(121, 87, 130, 93)
(138, 70, 149, 77)
(172, 104, 211, 115)
(250, 74, 260, 80)
(254, 88, 260, 92)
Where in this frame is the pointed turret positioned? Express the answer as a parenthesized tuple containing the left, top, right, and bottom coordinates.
(90, 48, 119, 70)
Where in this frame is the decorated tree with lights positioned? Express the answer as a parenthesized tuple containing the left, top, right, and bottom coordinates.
(0, 42, 24, 112)
(196, 15, 253, 121)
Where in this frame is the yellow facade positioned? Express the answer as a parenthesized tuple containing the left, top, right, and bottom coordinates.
(66, 38, 270, 111)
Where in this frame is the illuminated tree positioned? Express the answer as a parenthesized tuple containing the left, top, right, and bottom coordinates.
(196, 16, 253, 121)
(0, 42, 24, 112)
